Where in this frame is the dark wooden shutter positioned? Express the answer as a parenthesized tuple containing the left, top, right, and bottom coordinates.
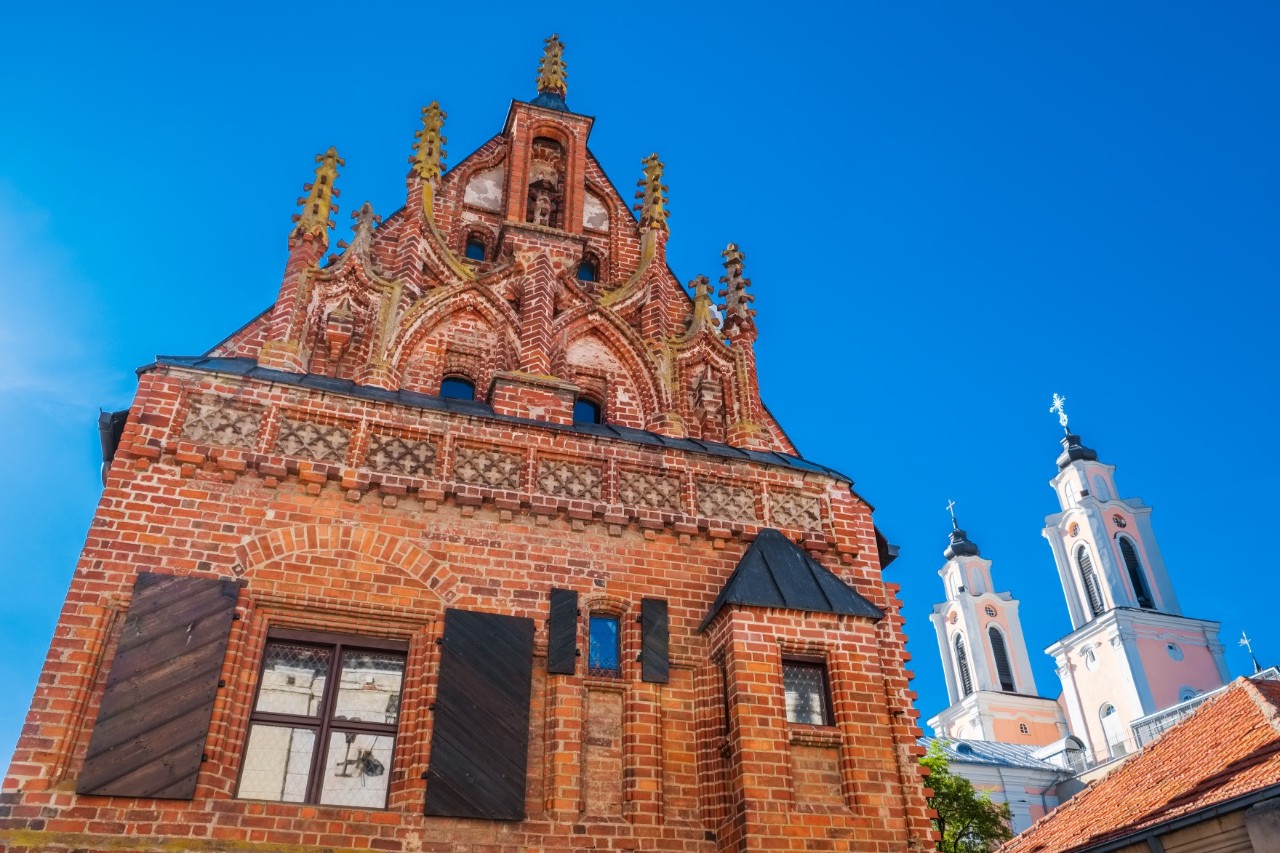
(640, 598, 669, 684)
(989, 627, 1016, 692)
(955, 635, 973, 697)
(76, 571, 240, 798)
(1079, 548, 1105, 617)
(424, 608, 534, 821)
(546, 588, 577, 675)
(1119, 537, 1154, 609)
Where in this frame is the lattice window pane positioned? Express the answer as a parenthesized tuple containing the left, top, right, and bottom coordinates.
(334, 651, 405, 725)
(237, 724, 316, 802)
(588, 615, 620, 677)
(254, 643, 331, 717)
(319, 731, 394, 808)
(783, 661, 830, 725)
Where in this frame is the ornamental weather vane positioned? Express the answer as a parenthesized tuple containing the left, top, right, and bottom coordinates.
(1050, 393, 1070, 434)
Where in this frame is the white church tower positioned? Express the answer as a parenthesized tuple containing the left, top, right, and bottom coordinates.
(1043, 395, 1229, 763)
(928, 505, 1071, 746)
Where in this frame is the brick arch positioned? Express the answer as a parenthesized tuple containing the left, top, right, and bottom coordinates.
(388, 283, 521, 381)
(235, 524, 460, 606)
(552, 308, 666, 417)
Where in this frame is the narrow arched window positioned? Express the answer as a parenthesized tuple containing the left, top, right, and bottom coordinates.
(1099, 703, 1128, 758)
(955, 635, 974, 697)
(573, 397, 602, 425)
(576, 259, 597, 282)
(1118, 537, 1154, 609)
(464, 238, 486, 261)
(439, 376, 476, 401)
(1078, 546, 1105, 618)
(989, 627, 1016, 692)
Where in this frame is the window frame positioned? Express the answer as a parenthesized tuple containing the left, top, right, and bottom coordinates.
(439, 375, 477, 401)
(781, 657, 835, 727)
(586, 612, 622, 678)
(573, 397, 603, 425)
(236, 629, 408, 808)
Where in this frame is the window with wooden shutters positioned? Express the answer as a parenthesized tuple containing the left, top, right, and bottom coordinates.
(424, 608, 534, 821)
(588, 613, 621, 677)
(76, 571, 241, 799)
(1078, 547, 1105, 618)
(955, 635, 973, 697)
(989, 627, 1016, 692)
(236, 631, 406, 808)
(1118, 536, 1155, 609)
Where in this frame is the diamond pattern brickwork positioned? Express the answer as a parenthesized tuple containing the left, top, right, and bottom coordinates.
(366, 434, 437, 478)
(536, 459, 603, 500)
(453, 447, 522, 490)
(618, 470, 682, 512)
(180, 396, 264, 449)
(771, 491, 822, 531)
(696, 482, 757, 522)
(273, 418, 351, 464)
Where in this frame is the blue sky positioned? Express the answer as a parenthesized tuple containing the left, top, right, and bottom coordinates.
(2, 2, 1278, 763)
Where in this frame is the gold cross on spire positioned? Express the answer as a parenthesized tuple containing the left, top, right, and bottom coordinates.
(536, 34, 568, 97)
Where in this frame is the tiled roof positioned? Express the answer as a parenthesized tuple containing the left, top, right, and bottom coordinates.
(147, 356, 854, 483)
(698, 528, 884, 631)
(920, 737, 1064, 772)
(1002, 678, 1280, 853)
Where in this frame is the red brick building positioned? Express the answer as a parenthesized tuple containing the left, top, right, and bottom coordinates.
(1, 37, 934, 853)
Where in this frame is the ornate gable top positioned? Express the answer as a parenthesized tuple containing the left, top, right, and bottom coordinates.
(699, 528, 883, 631)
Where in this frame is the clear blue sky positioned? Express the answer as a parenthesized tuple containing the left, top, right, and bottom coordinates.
(2, 2, 1278, 763)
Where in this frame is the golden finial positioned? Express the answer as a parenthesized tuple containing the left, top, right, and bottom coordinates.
(718, 242, 756, 341)
(411, 101, 447, 184)
(633, 153, 669, 233)
(536, 34, 568, 97)
(291, 147, 343, 242)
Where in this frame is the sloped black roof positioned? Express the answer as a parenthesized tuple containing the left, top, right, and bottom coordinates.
(698, 528, 884, 631)
(144, 356, 855, 484)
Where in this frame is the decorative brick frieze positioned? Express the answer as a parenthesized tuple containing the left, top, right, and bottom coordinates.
(179, 395, 263, 449)
(272, 417, 351, 463)
(618, 469, 683, 512)
(697, 481, 757, 523)
(453, 446, 523, 490)
(770, 490, 823, 531)
(366, 432, 438, 478)
(536, 458, 603, 500)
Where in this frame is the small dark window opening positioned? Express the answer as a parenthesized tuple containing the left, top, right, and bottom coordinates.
(577, 260, 597, 282)
(1119, 537, 1154, 609)
(1078, 547, 1105, 618)
(955, 635, 974, 697)
(989, 627, 1016, 692)
(464, 239, 486, 261)
(588, 614, 620, 677)
(573, 398, 602, 425)
(439, 377, 475, 401)
(782, 660, 832, 726)
(1019, 723, 1030, 734)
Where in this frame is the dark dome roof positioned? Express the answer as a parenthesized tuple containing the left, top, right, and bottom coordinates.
(944, 527, 980, 560)
(1056, 433, 1099, 470)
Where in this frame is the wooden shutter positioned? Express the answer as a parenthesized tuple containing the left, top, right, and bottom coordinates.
(640, 598, 669, 684)
(424, 608, 534, 821)
(955, 635, 973, 697)
(76, 571, 241, 798)
(546, 588, 577, 675)
(989, 627, 1016, 692)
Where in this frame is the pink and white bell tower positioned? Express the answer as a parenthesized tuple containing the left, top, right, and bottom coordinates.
(928, 506, 1071, 746)
(1043, 395, 1229, 763)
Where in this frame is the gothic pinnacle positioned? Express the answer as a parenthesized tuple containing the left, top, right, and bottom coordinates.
(290, 147, 343, 243)
(536, 34, 568, 98)
(718, 242, 756, 341)
(410, 102, 447, 221)
(634, 153, 669, 233)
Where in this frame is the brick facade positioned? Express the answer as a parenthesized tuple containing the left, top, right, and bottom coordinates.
(0, 40, 935, 853)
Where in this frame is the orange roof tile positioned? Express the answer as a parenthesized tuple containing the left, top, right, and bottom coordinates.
(1002, 678, 1280, 853)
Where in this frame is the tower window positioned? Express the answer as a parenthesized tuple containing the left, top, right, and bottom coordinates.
(464, 238, 486, 261)
(439, 376, 476, 401)
(955, 635, 974, 698)
(1118, 537, 1154, 609)
(577, 259, 597, 282)
(588, 614, 620, 677)
(984, 605, 997, 617)
(989, 627, 1016, 692)
(782, 660, 832, 726)
(1166, 642, 1184, 661)
(573, 397, 602, 425)
(1019, 723, 1030, 735)
(1078, 546, 1105, 618)
(237, 634, 406, 808)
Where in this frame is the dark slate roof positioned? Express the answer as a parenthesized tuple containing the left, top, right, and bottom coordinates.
(698, 528, 884, 631)
(145, 356, 855, 484)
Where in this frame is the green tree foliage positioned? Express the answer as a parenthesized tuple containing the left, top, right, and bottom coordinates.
(921, 740, 1015, 852)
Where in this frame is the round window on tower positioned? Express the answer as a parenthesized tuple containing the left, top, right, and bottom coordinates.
(1166, 642, 1184, 661)
(1112, 514, 1128, 528)
(1068, 522, 1080, 537)
(984, 606, 997, 617)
